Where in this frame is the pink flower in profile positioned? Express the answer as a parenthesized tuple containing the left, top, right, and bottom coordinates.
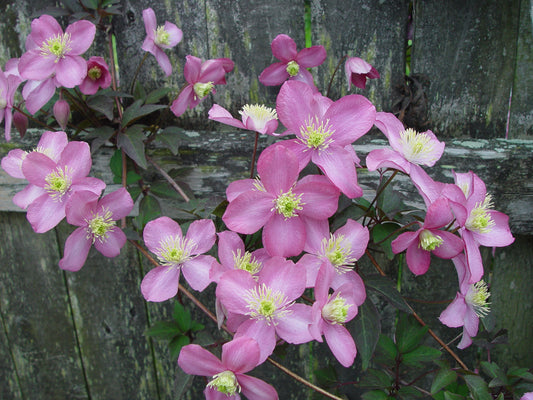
(259, 34, 326, 89)
(79, 56, 112, 95)
(170, 55, 234, 117)
(439, 254, 490, 349)
(141, 216, 217, 302)
(141, 8, 183, 77)
(216, 257, 313, 363)
(309, 264, 363, 367)
(53, 99, 70, 130)
(391, 198, 464, 275)
(0, 66, 22, 141)
(18, 15, 95, 88)
(178, 337, 278, 400)
(20, 141, 106, 233)
(345, 57, 380, 89)
(208, 103, 279, 136)
(222, 145, 340, 258)
(59, 188, 133, 271)
(275, 80, 376, 198)
(366, 112, 445, 174)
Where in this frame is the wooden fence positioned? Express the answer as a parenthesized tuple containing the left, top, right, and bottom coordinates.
(0, 0, 532, 399)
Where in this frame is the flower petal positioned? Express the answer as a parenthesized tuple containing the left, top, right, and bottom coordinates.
(140, 265, 180, 302)
(143, 216, 182, 254)
(59, 227, 92, 271)
(65, 20, 96, 55)
(323, 323, 357, 367)
(181, 255, 215, 291)
(94, 228, 126, 258)
(263, 213, 306, 257)
(178, 344, 223, 376)
(55, 55, 87, 87)
(270, 34, 297, 62)
(221, 336, 261, 373)
(186, 219, 216, 254)
(239, 374, 279, 400)
(223, 190, 274, 234)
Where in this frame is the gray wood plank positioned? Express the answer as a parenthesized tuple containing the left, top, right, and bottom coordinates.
(0, 310, 23, 400)
(411, 0, 521, 138)
(0, 213, 88, 400)
(311, 0, 409, 110)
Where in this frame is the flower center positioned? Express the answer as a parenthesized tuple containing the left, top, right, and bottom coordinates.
(88, 66, 102, 81)
(193, 81, 214, 99)
(466, 281, 490, 317)
(418, 229, 443, 251)
(44, 166, 72, 201)
(322, 294, 350, 324)
(399, 128, 436, 164)
(286, 60, 300, 76)
(244, 283, 292, 324)
(320, 234, 357, 273)
(299, 116, 335, 150)
(207, 370, 240, 395)
(466, 195, 495, 234)
(156, 235, 197, 266)
(40, 33, 72, 62)
(273, 189, 303, 218)
(239, 104, 278, 131)
(86, 208, 115, 243)
(154, 26, 170, 46)
(233, 249, 262, 275)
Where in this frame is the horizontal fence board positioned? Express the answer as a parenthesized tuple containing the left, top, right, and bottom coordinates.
(411, 0, 521, 138)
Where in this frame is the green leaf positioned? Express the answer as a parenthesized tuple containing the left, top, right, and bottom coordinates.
(146, 87, 172, 104)
(145, 321, 181, 340)
(431, 369, 458, 394)
(134, 194, 161, 229)
(463, 375, 492, 400)
(80, 0, 98, 9)
(401, 345, 441, 367)
(190, 321, 205, 332)
(398, 385, 424, 398)
(169, 335, 190, 360)
(508, 367, 533, 382)
(395, 313, 428, 354)
(443, 391, 466, 400)
(359, 368, 394, 389)
(121, 99, 167, 127)
(127, 186, 142, 202)
(364, 274, 411, 313)
(86, 95, 115, 120)
(353, 297, 381, 370)
(371, 222, 401, 259)
(376, 181, 406, 218)
(313, 364, 338, 387)
(361, 390, 389, 400)
(149, 181, 183, 200)
(133, 81, 146, 101)
(212, 200, 229, 218)
(376, 335, 398, 365)
(117, 125, 147, 169)
(481, 361, 508, 387)
(156, 126, 183, 155)
(109, 149, 122, 178)
(173, 302, 192, 332)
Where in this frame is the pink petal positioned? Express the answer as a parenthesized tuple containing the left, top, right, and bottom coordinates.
(94, 227, 126, 258)
(186, 219, 216, 254)
(276, 81, 314, 133)
(153, 47, 172, 77)
(391, 230, 419, 254)
(65, 190, 99, 226)
(406, 242, 431, 275)
(59, 227, 92, 271)
(365, 148, 411, 174)
(163, 22, 183, 47)
(236, 319, 276, 364)
(26, 193, 66, 233)
(221, 337, 261, 373)
(23, 78, 57, 115)
(143, 216, 182, 254)
(217, 230, 245, 268)
(259, 257, 305, 301)
(431, 230, 464, 259)
(216, 270, 257, 314)
(58, 141, 92, 181)
(295, 45, 326, 67)
(296, 253, 323, 287)
(258, 62, 289, 86)
(313, 145, 362, 198)
(28, 15, 63, 46)
(98, 188, 134, 220)
(424, 198, 454, 229)
(170, 85, 193, 117)
(226, 179, 256, 202)
(22, 151, 55, 186)
(181, 255, 215, 291)
(263, 213, 306, 257)
(223, 190, 274, 234)
(275, 303, 314, 344)
(65, 20, 96, 55)
(55, 56, 88, 87)
(178, 344, 223, 376)
(439, 294, 467, 328)
(323, 323, 357, 367)
(472, 211, 514, 247)
(184, 55, 202, 82)
(257, 145, 299, 194)
(336, 219, 369, 260)
(142, 8, 157, 37)
(462, 229, 484, 283)
(295, 175, 340, 219)
(375, 112, 405, 149)
(208, 104, 246, 130)
(140, 265, 180, 302)
(239, 374, 279, 400)
(18, 50, 57, 81)
(13, 184, 45, 209)
(38, 130, 69, 161)
(1, 149, 26, 178)
(270, 34, 297, 62)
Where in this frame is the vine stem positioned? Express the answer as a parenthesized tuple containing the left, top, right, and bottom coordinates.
(128, 239, 344, 399)
(146, 155, 190, 203)
(362, 169, 398, 226)
(326, 55, 348, 99)
(130, 53, 149, 94)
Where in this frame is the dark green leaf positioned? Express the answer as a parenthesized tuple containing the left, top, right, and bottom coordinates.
(109, 148, 122, 178)
(117, 125, 147, 169)
(133, 81, 146, 101)
(365, 275, 411, 313)
(359, 368, 394, 389)
(156, 126, 183, 155)
(508, 367, 533, 382)
(313, 364, 338, 387)
(127, 186, 142, 202)
(145, 321, 181, 340)
(169, 335, 190, 359)
(121, 99, 167, 127)
(463, 375, 492, 400)
(190, 322, 205, 332)
(376, 181, 406, 218)
(398, 385, 424, 398)
(146, 87, 172, 104)
(401, 346, 441, 367)
(443, 391, 466, 400)
(353, 298, 381, 370)
(371, 222, 401, 259)
(395, 313, 428, 354)
(134, 194, 161, 229)
(89, 126, 115, 153)
(376, 335, 398, 365)
(150, 182, 183, 199)
(361, 390, 389, 400)
(481, 361, 508, 387)
(86, 95, 115, 120)
(80, 0, 98, 9)
(212, 200, 229, 218)
(431, 369, 458, 394)
(173, 302, 192, 332)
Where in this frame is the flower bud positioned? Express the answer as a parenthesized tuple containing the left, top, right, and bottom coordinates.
(53, 99, 70, 131)
(13, 111, 28, 138)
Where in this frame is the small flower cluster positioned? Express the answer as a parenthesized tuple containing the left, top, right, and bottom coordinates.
(0, 7, 517, 400)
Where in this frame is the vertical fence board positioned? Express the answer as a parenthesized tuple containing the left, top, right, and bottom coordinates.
(0, 213, 88, 400)
(55, 223, 159, 400)
(509, 0, 533, 138)
(0, 312, 23, 400)
(311, 0, 409, 111)
(411, 0, 520, 138)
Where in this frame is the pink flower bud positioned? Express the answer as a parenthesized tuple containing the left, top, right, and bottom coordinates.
(53, 99, 70, 130)
(13, 111, 28, 138)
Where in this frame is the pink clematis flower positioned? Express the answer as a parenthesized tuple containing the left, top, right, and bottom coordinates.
(178, 336, 278, 400)
(141, 8, 183, 77)
(0, 66, 22, 141)
(20, 140, 106, 233)
(259, 34, 326, 90)
(18, 15, 95, 88)
(208, 103, 279, 136)
(345, 57, 380, 90)
(216, 257, 313, 363)
(79, 56, 112, 95)
(521, 393, 533, 400)
(275, 80, 376, 198)
(141, 216, 217, 302)
(222, 145, 340, 258)
(391, 197, 464, 275)
(366, 112, 445, 175)
(439, 254, 490, 349)
(309, 263, 363, 367)
(59, 188, 133, 271)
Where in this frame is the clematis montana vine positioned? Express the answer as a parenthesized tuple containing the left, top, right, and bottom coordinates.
(222, 145, 340, 257)
(259, 34, 326, 90)
(59, 188, 133, 271)
(178, 336, 278, 400)
(170, 55, 234, 117)
(141, 216, 217, 302)
(275, 80, 376, 198)
(141, 8, 183, 77)
(345, 56, 380, 90)
(208, 103, 279, 136)
(79, 56, 112, 95)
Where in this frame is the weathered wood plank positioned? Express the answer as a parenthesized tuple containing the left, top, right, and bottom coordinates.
(0, 311, 23, 400)
(509, 0, 533, 138)
(411, 0, 521, 138)
(0, 213, 88, 399)
(311, 0, 409, 111)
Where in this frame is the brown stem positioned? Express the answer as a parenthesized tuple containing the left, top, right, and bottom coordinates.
(365, 249, 387, 276)
(130, 53, 149, 94)
(146, 155, 190, 203)
(12, 105, 56, 131)
(121, 149, 127, 228)
(362, 169, 398, 226)
(326, 55, 348, 99)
